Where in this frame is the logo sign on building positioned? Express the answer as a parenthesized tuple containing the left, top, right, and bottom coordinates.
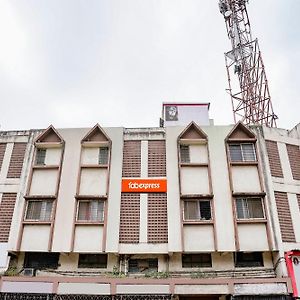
(122, 179, 167, 193)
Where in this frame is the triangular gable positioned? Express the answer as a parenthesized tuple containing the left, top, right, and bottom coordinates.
(226, 122, 256, 141)
(82, 124, 110, 143)
(35, 125, 64, 143)
(179, 122, 207, 140)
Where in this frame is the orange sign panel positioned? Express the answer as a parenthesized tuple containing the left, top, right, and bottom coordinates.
(122, 179, 167, 193)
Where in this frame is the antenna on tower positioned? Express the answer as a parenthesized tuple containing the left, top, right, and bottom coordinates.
(219, 0, 278, 127)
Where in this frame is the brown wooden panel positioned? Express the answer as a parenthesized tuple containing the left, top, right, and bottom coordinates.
(119, 193, 140, 243)
(148, 193, 168, 243)
(148, 140, 166, 177)
(265, 140, 283, 178)
(286, 143, 300, 180)
(7, 143, 27, 178)
(122, 141, 141, 177)
(0, 193, 17, 242)
(274, 191, 295, 242)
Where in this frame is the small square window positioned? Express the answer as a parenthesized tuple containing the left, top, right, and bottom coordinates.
(128, 259, 158, 273)
(35, 148, 46, 165)
(99, 147, 109, 165)
(182, 254, 212, 268)
(235, 252, 264, 267)
(24, 252, 59, 269)
(77, 200, 104, 222)
(229, 143, 256, 162)
(236, 198, 264, 219)
(78, 254, 107, 268)
(25, 200, 53, 221)
(180, 145, 190, 163)
(184, 200, 211, 221)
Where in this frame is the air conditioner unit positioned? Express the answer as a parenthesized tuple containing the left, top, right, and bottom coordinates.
(23, 268, 36, 276)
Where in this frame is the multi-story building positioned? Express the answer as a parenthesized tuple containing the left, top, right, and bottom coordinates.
(253, 124, 300, 298)
(0, 104, 295, 299)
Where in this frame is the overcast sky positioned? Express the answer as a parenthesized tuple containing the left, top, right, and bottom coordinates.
(0, 0, 299, 131)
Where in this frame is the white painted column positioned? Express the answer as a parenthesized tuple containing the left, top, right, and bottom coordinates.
(140, 141, 148, 243)
(278, 142, 293, 181)
(0, 143, 13, 182)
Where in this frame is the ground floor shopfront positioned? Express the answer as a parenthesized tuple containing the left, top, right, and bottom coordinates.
(0, 277, 293, 300)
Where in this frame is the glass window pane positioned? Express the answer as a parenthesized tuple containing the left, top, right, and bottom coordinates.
(242, 144, 256, 161)
(199, 201, 211, 220)
(180, 145, 190, 163)
(36, 149, 46, 165)
(236, 198, 248, 219)
(184, 201, 200, 220)
(229, 144, 243, 161)
(99, 147, 109, 165)
(248, 198, 264, 218)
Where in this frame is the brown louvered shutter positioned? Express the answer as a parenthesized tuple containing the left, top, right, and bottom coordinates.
(0, 193, 17, 242)
(7, 143, 27, 178)
(274, 191, 295, 242)
(122, 141, 141, 177)
(265, 140, 283, 178)
(297, 194, 300, 212)
(286, 144, 300, 180)
(0, 143, 6, 172)
(119, 193, 140, 243)
(148, 140, 166, 177)
(148, 193, 168, 243)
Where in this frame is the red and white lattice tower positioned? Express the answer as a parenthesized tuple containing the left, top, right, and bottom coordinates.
(219, 0, 277, 127)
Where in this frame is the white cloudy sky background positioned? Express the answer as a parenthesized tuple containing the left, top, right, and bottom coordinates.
(0, 0, 299, 130)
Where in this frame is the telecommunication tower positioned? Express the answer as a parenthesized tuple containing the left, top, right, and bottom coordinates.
(219, 0, 277, 127)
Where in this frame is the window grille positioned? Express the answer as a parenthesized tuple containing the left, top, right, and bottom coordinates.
(182, 253, 212, 268)
(235, 252, 264, 267)
(180, 145, 190, 163)
(236, 198, 264, 219)
(229, 143, 256, 162)
(36, 148, 46, 165)
(99, 147, 109, 165)
(78, 254, 107, 268)
(25, 200, 53, 221)
(77, 200, 104, 222)
(184, 200, 211, 221)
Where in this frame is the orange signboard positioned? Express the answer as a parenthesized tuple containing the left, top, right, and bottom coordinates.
(122, 179, 167, 193)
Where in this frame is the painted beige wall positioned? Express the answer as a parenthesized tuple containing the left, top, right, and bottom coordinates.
(58, 283, 110, 295)
(20, 225, 51, 251)
(183, 225, 214, 251)
(231, 166, 261, 193)
(205, 126, 236, 251)
(30, 169, 58, 195)
(238, 224, 269, 251)
(181, 167, 210, 195)
(73, 225, 103, 252)
(79, 169, 107, 196)
(165, 126, 182, 252)
(52, 128, 89, 252)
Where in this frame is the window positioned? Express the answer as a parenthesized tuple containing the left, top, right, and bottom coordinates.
(78, 254, 107, 268)
(35, 148, 46, 165)
(180, 145, 190, 163)
(184, 200, 211, 221)
(236, 198, 264, 219)
(182, 254, 212, 268)
(229, 143, 256, 162)
(99, 147, 109, 165)
(24, 252, 59, 269)
(128, 259, 158, 273)
(77, 200, 104, 222)
(25, 200, 53, 221)
(235, 252, 263, 267)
